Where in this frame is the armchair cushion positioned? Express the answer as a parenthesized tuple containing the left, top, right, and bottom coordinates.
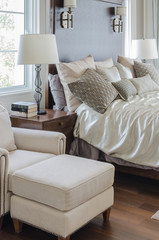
(8, 150, 55, 191)
(0, 105, 16, 151)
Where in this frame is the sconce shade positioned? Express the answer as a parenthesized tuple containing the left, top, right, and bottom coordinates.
(64, 0, 76, 8)
(116, 7, 126, 16)
(17, 34, 59, 65)
(132, 39, 158, 60)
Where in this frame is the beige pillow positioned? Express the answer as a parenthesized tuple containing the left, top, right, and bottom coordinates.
(117, 56, 136, 78)
(56, 55, 95, 111)
(68, 69, 118, 114)
(0, 105, 17, 151)
(130, 74, 159, 94)
(96, 66, 121, 82)
(116, 62, 133, 79)
(95, 58, 114, 68)
(134, 61, 159, 86)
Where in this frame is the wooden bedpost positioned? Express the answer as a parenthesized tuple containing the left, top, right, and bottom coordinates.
(0, 216, 4, 230)
(103, 208, 111, 223)
(12, 219, 23, 233)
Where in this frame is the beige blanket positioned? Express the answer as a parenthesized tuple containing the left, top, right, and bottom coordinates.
(74, 91, 159, 168)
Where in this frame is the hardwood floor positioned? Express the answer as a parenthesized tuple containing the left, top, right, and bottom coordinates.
(1, 172, 159, 240)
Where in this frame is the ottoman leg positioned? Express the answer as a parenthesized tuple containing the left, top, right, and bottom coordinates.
(13, 219, 23, 233)
(103, 207, 111, 223)
(58, 236, 70, 240)
(0, 216, 4, 230)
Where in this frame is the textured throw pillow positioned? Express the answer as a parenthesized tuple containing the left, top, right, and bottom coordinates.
(134, 61, 159, 86)
(0, 105, 17, 151)
(96, 66, 121, 82)
(116, 62, 133, 79)
(112, 79, 137, 100)
(117, 56, 136, 78)
(48, 73, 67, 111)
(95, 58, 114, 68)
(56, 55, 95, 111)
(130, 74, 159, 94)
(68, 69, 118, 114)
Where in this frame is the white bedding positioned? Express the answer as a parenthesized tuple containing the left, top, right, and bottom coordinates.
(74, 91, 159, 168)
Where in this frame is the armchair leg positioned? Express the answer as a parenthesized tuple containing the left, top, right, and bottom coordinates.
(0, 216, 4, 230)
(12, 219, 23, 233)
(58, 236, 70, 240)
(103, 208, 111, 223)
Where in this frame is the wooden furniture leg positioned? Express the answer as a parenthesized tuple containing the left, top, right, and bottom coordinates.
(12, 219, 23, 233)
(58, 236, 70, 240)
(103, 208, 111, 223)
(0, 216, 4, 230)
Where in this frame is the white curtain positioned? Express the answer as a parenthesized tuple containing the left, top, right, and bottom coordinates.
(152, 0, 159, 69)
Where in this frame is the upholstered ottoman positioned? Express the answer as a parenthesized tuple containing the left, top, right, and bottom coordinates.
(10, 154, 114, 240)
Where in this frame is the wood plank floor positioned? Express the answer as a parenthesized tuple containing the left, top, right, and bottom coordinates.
(1, 172, 159, 240)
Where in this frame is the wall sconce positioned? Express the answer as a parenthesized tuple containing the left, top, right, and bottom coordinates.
(113, 7, 126, 33)
(61, 0, 77, 29)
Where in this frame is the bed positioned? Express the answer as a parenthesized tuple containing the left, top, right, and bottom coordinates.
(48, 55, 159, 180)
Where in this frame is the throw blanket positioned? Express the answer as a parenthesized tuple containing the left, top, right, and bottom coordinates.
(74, 91, 159, 168)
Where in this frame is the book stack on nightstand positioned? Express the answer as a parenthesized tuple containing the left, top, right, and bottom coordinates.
(11, 101, 37, 118)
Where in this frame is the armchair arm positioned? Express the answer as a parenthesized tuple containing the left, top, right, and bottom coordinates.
(12, 127, 66, 155)
(0, 148, 9, 216)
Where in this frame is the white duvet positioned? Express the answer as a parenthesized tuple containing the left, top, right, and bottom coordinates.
(74, 91, 159, 168)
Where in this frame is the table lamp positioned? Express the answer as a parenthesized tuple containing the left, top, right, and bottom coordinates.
(17, 34, 59, 115)
(132, 39, 158, 62)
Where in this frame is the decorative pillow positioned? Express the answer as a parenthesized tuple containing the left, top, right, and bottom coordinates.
(48, 73, 67, 111)
(56, 55, 96, 111)
(116, 62, 133, 79)
(68, 68, 118, 114)
(96, 66, 121, 82)
(95, 58, 114, 68)
(0, 105, 17, 151)
(134, 61, 159, 86)
(112, 79, 137, 100)
(130, 74, 159, 94)
(117, 56, 136, 78)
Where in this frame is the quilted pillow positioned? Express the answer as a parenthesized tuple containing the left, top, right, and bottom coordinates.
(56, 55, 96, 111)
(112, 79, 137, 100)
(68, 68, 118, 114)
(134, 61, 159, 86)
(130, 74, 159, 94)
(0, 105, 17, 151)
(96, 66, 121, 82)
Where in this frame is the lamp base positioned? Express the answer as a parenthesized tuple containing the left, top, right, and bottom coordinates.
(37, 110, 46, 115)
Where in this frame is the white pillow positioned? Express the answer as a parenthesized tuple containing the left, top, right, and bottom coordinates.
(116, 62, 133, 79)
(95, 58, 114, 68)
(0, 105, 16, 151)
(96, 66, 121, 82)
(130, 74, 159, 94)
(56, 55, 96, 111)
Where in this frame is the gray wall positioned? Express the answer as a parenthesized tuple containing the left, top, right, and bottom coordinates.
(54, 0, 125, 63)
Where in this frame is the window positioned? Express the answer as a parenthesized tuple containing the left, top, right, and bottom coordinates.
(0, 0, 39, 93)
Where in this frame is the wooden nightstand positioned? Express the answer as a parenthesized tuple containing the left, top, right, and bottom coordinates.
(10, 109, 77, 153)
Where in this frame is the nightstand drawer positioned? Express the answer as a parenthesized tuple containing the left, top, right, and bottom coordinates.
(44, 116, 76, 131)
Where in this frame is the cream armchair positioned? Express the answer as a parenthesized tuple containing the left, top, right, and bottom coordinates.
(0, 127, 66, 229)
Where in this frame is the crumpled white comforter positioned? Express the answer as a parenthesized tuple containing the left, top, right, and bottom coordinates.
(74, 91, 159, 168)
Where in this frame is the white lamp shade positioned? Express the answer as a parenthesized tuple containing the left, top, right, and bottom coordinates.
(116, 7, 126, 16)
(64, 0, 76, 8)
(132, 39, 158, 60)
(17, 34, 59, 65)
